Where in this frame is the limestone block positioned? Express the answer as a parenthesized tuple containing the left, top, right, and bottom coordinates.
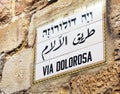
(111, 0, 120, 4)
(109, 0, 120, 38)
(0, 18, 27, 54)
(70, 64, 120, 94)
(0, 0, 119, 93)
(15, 0, 39, 15)
(0, 53, 6, 80)
(0, 48, 34, 94)
(15, 0, 27, 15)
(0, 0, 12, 24)
(25, 0, 34, 3)
(0, 0, 11, 15)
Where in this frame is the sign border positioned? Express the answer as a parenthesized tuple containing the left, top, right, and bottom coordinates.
(32, 0, 107, 84)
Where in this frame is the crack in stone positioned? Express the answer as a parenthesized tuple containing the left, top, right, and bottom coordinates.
(0, 53, 6, 82)
(0, 28, 29, 82)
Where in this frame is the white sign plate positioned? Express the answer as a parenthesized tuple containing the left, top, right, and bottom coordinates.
(34, 0, 105, 82)
(35, 42, 104, 81)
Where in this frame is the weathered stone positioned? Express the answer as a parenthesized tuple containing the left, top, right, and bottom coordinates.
(0, 0, 120, 94)
(0, 48, 34, 94)
(108, 0, 120, 38)
(0, 53, 6, 81)
(0, 0, 11, 25)
(25, 0, 34, 5)
(70, 63, 120, 94)
(15, 0, 27, 15)
(0, 18, 28, 54)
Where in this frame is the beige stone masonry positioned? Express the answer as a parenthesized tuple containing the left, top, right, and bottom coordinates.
(0, 48, 34, 94)
(0, 0, 120, 94)
(0, 18, 28, 54)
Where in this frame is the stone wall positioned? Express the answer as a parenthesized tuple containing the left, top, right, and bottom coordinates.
(0, 0, 120, 94)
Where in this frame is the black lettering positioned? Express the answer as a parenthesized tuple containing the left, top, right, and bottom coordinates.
(73, 56, 78, 66)
(64, 59, 68, 69)
(43, 64, 53, 76)
(69, 57, 73, 67)
(43, 66, 47, 76)
(83, 53, 87, 63)
(61, 60, 65, 70)
(87, 51, 92, 62)
(78, 54, 82, 64)
(56, 61, 60, 72)
(56, 51, 92, 72)
(50, 64, 53, 74)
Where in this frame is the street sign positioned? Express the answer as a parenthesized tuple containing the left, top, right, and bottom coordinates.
(34, 0, 105, 82)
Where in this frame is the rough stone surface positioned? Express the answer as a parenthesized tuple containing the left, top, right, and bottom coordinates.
(30, 76, 72, 94)
(0, 48, 34, 94)
(0, 53, 6, 82)
(70, 63, 120, 94)
(0, 18, 28, 54)
(108, 0, 120, 62)
(15, 0, 32, 15)
(114, 39, 120, 61)
(108, 0, 120, 38)
(0, 0, 120, 94)
(0, 0, 11, 25)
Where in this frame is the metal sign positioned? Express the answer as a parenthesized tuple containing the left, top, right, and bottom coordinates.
(34, 0, 105, 82)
